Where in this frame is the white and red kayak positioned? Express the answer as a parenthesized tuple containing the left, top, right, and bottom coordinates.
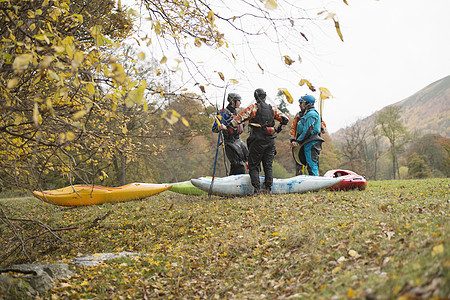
(191, 174, 343, 196)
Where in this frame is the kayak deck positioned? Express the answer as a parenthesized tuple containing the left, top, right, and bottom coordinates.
(32, 183, 172, 207)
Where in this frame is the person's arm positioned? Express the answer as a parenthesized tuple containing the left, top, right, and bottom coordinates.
(272, 106, 289, 125)
(230, 104, 258, 127)
(212, 111, 228, 132)
(290, 114, 299, 141)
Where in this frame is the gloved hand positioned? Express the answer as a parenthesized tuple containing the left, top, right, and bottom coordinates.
(275, 124, 283, 133)
(281, 116, 289, 125)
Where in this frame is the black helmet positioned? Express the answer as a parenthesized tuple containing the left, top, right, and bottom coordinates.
(254, 88, 266, 101)
(227, 93, 242, 102)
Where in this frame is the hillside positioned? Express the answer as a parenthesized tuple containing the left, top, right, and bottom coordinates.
(331, 75, 450, 143)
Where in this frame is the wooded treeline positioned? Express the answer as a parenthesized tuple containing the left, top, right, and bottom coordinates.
(334, 106, 449, 181)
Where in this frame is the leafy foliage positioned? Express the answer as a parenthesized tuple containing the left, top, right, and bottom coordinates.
(406, 153, 432, 179)
(0, 0, 137, 190)
(408, 134, 450, 178)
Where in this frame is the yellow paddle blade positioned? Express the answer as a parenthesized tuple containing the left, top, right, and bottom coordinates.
(319, 87, 333, 100)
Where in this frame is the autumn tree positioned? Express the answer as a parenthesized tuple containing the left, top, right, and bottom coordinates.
(376, 106, 410, 180)
(319, 132, 341, 174)
(338, 120, 369, 175)
(407, 134, 449, 178)
(369, 126, 381, 180)
(406, 153, 432, 179)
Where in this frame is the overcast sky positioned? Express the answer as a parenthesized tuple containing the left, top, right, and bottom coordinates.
(132, 0, 450, 133)
(306, 0, 450, 133)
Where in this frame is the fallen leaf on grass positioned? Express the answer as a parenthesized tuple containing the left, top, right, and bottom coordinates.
(431, 244, 444, 257)
(348, 249, 361, 258)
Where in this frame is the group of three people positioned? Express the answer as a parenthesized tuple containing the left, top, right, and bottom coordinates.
(212, 88, 323, 194)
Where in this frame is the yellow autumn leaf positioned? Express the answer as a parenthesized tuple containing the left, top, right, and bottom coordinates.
(13, 114, 22, 125)
(162, 111, 179, 125)
(207, 10, 215, 25)
(181, 117, 190, 127)
(7, 78, 19, 89)
(90, 25, 104, 46)
(125, 82, 146, 107)
(332, 266, 341, 274)
(199, 85, 205, 93)
(41, 55, 53, 68)
(47, 70, 60, 81)
(33, 102, 41, 126)
(218, 72, 225, 81)
(229, 79, 239, 84)
(13, 54, 33, 72)
(283, 55, 294, 65)
(71, 51, 84, 69)
(72, 110, 88, 121)
(343, 0, 349, 5)
(278, 88, 294, 104)
(101, 170, 109, 179)
(87, 83, 95, 95)
(264, 0, 278, 10)
(143, 100, 148, 112)
(319, 87, 333, 100)
(298, 78, 316, 92)
(110, 63, 126, 83)
(432, 244, 444, 257)
(171, 110, 181, 118)
(73, 75, 80, 88)
(348, 249, 359, 257)
(154, 21, 161, 35)
(128, 8, 142, 18)
(194, 38, 202, 47)
(90, 25, 102, 36)
(348, 288, 356, 299)
(334, 20, 344, 41)
(160, 56, 167, 64)
(58, 282, 73, 289)
(65, 131, 76, 141)
(137, 52, 146, 60)
(53, 45, 65, 53)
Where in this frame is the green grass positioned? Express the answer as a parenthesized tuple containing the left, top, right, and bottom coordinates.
(1, 178, 448, 299)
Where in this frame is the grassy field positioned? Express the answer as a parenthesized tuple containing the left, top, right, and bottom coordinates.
(0, 178, 448, 299)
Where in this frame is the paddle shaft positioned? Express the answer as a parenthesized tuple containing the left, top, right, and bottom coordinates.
(209, 130, 223, 198)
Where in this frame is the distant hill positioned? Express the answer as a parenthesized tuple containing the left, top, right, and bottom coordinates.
(331, 75, 450, 143)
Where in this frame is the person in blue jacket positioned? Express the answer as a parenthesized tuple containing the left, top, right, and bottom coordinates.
(212, 93, 249, 175)
(290, 95, 324, 176)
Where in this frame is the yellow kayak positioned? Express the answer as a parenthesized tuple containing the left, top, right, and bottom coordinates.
(32, 183, 172, 207)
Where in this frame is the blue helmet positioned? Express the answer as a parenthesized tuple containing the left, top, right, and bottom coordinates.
(299, 95, 315, 105)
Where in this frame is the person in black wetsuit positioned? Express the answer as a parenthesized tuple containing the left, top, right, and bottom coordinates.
(228, 88, 289, 194)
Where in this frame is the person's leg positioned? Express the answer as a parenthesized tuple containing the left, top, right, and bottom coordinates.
(248, 140, 264, 193)
(304, 142, 319, 176)
(225, 145, 246, 175)
(261, 141, 276, 192)
(295, 163, 303, 175)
